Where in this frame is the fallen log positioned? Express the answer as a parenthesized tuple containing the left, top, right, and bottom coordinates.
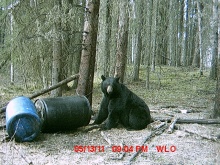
(153, 117, 220, 124)
(0, 74, 79, 113)
(177, 118, 220, 124)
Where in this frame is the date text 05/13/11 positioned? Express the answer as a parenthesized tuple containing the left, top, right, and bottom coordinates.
(73, 145, 177, 153)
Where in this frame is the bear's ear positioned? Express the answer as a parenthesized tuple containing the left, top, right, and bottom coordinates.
(115, 77, 120, 83)
(101, 75, 106, 81)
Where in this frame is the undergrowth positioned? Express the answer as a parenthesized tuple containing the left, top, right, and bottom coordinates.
(124, 66, 216, 108)
(0, 66, 216, 111)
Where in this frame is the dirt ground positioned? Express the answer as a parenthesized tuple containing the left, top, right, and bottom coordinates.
(1, 101, 220, 165)
(0, 70, 220, 165)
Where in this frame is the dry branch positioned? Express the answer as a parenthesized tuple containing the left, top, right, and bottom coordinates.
(153, 117, 220, 124)
(167, 118, 179, 134)
(12, 146, 33, 165)
(83, 125, 101, 132)
(160, 105, 178, 108)
(0, 74, 79, 113)
(128, 123, 168, 164)
(101, 131, 112, 146)
(184, 129, 218, 142)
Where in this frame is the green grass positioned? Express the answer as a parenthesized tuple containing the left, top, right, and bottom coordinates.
(117, 66, 215, 108)
(0, 66, 216, 111)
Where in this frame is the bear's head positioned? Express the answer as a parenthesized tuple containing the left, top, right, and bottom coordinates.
(101, 75, 120, 98)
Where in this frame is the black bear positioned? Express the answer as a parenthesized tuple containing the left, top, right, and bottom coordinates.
(93, 75, 151, 130)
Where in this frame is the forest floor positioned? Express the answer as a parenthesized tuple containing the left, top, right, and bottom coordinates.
(0, 66, 220, 165)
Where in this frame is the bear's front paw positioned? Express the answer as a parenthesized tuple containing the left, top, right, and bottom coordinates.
(98, 123, 111, 130)
(92, 118, 102, 125)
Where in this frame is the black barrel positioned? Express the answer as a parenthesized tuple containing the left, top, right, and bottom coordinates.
(34, 96, 91, 132)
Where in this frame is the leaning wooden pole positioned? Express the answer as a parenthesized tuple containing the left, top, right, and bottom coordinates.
(0, 74, 79, 113)
(29, 74, 79, 99)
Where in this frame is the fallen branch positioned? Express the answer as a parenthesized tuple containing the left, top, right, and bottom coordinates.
(128, 123, 168, 164)
(83, 125, 101, 132)
(101, 131, 112, 146)
(153, 117, 220, 124)
(184, 129, 218, 142)
(0, 74, 79, 113)
(12, 146, 33, 165)
(29, 74, 79, 99)
(167, 118, 179, 134)
(160, 105, 178, 109)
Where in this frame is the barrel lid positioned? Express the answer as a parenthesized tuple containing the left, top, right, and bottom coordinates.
(6, 113, 41, 142)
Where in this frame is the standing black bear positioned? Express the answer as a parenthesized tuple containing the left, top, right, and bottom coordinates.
(94, 75, 151, 130)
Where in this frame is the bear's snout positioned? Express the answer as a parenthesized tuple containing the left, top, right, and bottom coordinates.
(107, 85, 113, 94)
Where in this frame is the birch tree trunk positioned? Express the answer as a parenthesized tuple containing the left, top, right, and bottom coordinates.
(145, 0, 153, 89)
(9, 11, 14, 85)
(197, 0, 203, 76)
(182, 0, 189, 66)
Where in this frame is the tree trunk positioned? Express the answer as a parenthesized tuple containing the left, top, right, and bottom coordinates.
(51, 0, 62, 97)
(69, 0, 85, 89)
(176, 0, 184, 67)
(167, 0, 175, 66)
(214, 75, 220, 118)
(212, 0, 220, 117)
(77, 0, 100, 105)
(145, 0, 153, 89)
(150, 0, 158, 72)
(192, 21, 200, 68)
(36, 19, 48, 89)
(9, 11, 14, 85)
(114, 0, 129, 83)
(186, 0, 194, 66)
(182, 0, 189, 66)
(133, 0, 143, 81)
(103, 0, 112, 77)
(209, 0, 218, 80)
(197, 0, 203, 76)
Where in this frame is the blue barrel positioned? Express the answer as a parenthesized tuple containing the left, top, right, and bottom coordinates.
(35, 95, 92, 132)
(6, 96, 41, 142)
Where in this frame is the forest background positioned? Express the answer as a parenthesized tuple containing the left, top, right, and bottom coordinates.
(0, 0, 219, 117)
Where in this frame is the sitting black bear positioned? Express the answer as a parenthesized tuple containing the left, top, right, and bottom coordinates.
(93, 75, 152, 130)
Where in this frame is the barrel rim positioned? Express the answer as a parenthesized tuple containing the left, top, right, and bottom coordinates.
(6, 113, 41, 142)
